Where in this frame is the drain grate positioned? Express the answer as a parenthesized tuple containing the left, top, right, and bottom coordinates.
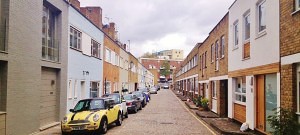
(160, 122, 174, 125)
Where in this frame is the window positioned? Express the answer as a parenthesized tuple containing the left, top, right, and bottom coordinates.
(42, 6, 59, 61)
(120, 57, 124, 68)
(211, 44, 214, 63)
(244, 13, 251, 41)
(105, 48, 111, 62)
(220, 36, 225, 58)
(204, 51, 207, 68)
(115, 54, 119, 67)
(212, 81, 217, 98)
(70, 27, 81, 50)
(233, 22, 239, 48)
(235, 77, 246, 103)
(215, 40, 219, 71)
(68, 80, 72, 98)
(90, 82, 99, 98)
(199, 55, 202, 71)
(91, 39, 101, 58)
(258, 1, 266, 32)
(296, 0, 300, 11)
(105, 81, 111, 94)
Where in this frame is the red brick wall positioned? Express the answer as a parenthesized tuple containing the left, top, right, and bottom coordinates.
(280, 64, 297, 111)
(69, 0, 80, 10)
(80, 7, 103, 29)
(280, 0, 300, 57)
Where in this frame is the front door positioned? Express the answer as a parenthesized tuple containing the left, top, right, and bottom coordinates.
(256, 75, 265, 131)
(211, 81, 217, 113)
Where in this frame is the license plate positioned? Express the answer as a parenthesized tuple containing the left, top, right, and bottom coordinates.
(72, 126, 85, 130)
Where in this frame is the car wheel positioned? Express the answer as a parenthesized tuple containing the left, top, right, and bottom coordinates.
(99, 118, 108, 134)
(61, 131, 68, 135)
(134, 107, 138, 113)
(125, 111, 129, 118)
(139, 104, 143, 110)
(116, 112, 122, 126)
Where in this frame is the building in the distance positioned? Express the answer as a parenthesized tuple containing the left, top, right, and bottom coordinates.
(140, 58, 183, 84)
(152, 49, 184, 60)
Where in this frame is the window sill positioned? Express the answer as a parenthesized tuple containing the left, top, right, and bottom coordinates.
(292, 9, 300, 16)
(70, 47, 82, 52)
(255, 30, 267, 40)
(0, 112, 6, 115)
(0, 50, 8, 54)
(41, 59, 61, 64)
(242, 57, 250, 61)
(296, 112, 300, 115)
(232, 46, 239, 51)
(234, 101, 246, 106)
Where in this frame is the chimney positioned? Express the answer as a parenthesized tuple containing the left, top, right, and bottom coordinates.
(109, 22, 116, 40)
(80, 7, 103, 29)
(69, 0, 80, 10)
(123, 44, 127, 51)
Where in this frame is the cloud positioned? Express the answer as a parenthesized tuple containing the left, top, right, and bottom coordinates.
(79, 0, 235, 57)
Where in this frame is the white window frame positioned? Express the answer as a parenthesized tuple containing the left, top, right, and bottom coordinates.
(74, 80, 77, 99)
(220, 36, 225, 58)
(105, 81, 111, 94)
(212, 81, 217, 99)
(215, 40, 219, 71)
(296, 0, 300, 11)
(257, 0, 266, 33)
(68, 80, 72, 99)
(233, 21, 239, 49)
(105, 48, 111, 63)
(91, 39, 101, 59)
(70, 26, 82, 50)
(115, 54, 119, 67)
(211, 44, 214, 63)
(234, 77, 246, 104)
(90, 81, 100, 98)
(244, 12, 251, 42)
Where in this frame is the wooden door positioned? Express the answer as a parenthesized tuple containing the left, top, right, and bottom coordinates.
(256, 75, 265, 131)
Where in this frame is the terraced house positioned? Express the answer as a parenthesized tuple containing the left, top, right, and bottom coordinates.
(280, 0, 300, 122)
(66, 2, 104, 112)
(175, 43, 200, 99)
(228, 0, 280, 133)
(198, 13, 229, 117)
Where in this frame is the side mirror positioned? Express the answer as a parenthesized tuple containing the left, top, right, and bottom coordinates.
(69, 109, 74, 112)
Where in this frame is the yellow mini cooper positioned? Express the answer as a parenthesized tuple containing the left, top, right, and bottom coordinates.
(61, 98, 122, 134)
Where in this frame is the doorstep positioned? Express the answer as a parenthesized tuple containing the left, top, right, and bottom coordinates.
(184, 101, 198, 110)
(202, 118, 256, 135)
(195, 110, 219, 118)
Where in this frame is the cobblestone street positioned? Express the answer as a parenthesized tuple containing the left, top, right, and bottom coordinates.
(37, 89, 216, 135)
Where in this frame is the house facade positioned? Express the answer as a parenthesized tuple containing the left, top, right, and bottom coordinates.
(119, 45, 130, 91)
(129, 53, 139, 91)
(198, 13, 229, 117)
(228, 0, 280, 133)
(175, 43, 200, 99)
(67, 4, 104, 112)
(0, 0, 68, 134)
(280, 0, 300, 122)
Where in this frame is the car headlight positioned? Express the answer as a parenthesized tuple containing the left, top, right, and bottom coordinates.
(62, 116, 68, 124)
(93, 114, 100, 122)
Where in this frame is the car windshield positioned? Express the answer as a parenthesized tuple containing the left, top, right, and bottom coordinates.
(132, 92, 142, 97)
(103, 94, 121, 104)
(124, 95, 133, 100)
(73, 99, 105, 112)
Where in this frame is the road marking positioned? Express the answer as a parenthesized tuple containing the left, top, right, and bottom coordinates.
(171, 90, 217, 135)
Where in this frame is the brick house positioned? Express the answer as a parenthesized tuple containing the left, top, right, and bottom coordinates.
(175, 43, 200, 99)
(228, 0, 280, 133)
(198, 13, 229, 117)
(280, 0, 300, 122)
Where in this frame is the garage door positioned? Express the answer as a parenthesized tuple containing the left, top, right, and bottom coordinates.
(40, 68, 58, 127)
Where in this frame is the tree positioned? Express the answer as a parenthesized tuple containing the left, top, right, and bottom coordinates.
(160, 60, 171, 77)
(140, 52, 156, 58)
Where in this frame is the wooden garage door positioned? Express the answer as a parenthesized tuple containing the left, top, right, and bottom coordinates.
(40, 68, 58, 127)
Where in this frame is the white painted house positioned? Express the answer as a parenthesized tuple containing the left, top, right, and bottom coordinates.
(228, 0, 280, 133)
(67, 6, 104, 112)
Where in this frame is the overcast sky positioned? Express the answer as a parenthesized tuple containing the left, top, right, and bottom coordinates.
(79, 0, 235, 58)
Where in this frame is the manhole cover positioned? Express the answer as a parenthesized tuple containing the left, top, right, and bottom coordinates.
(160, 122, 174, 124)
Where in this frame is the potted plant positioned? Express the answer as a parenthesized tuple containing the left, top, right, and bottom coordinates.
(267, 108, 300, 135)
(201, 98, 209, 111)
(195, 96, 202, 107)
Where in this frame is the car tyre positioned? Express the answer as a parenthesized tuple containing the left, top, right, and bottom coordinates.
(124, 111, 129, 118)
(61, 131, 68, 135)
(99, 118, 108, 134)
(139, 104, 143, 110)
(134, 107, 138, 113)
(116, 112, 122, 126)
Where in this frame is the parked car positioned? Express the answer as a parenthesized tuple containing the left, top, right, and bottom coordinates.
(162, 84, 169, 89)
(102, 93, 128, 119)
(155, 85, 160, 91)
(138, 87, 151, 102)
(132, 91, 147, 107)
(123, 94, 142, 113)
(61, 98, 122, 134)
(149, 87, 158, 94)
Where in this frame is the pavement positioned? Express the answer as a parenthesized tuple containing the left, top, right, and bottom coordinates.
(37, 88, 216, 135)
